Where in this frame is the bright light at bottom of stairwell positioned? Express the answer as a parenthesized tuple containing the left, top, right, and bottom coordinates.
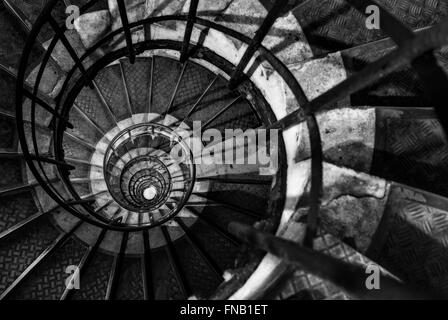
(143, 186, 158, 201)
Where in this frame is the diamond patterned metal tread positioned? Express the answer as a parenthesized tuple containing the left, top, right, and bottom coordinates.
(10, 236, 87, 300)
(66, 162, 91, 180)
(201, 205, 259, 231)
(0, 191, 38, 234)
(187, 76, 243, 131)
(170, 61, 217, 120)
(115, 257, 144, 300)
(270, 230, 390, 300)
(74, 86, 117, 133)
(0, 1, 36, 69)
(188, 219, 240, 272)
(293, 0, 448, 56)
(150, 248, 185, 300)
(72, 251, 113, 300)
(0, 115, 17, 150)
(341, 40, 431, 108)
(8, 0, 53, 42)
(94, 64, 132, 122)
(63, 136, 95, 160)
(0, 158, 23, 188)
(371, 108, 448, 197)
(171, 235, 222, 298)
(0, 216, 59, 294)
(0, 71, 19, 113)
(367, 184, 448, 296)
(121, 58, 152, 115)
(207, 98, 260, 134)
(151, 56, 183, 115)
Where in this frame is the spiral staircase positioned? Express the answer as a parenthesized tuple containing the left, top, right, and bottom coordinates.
(0, 0, 447, 300)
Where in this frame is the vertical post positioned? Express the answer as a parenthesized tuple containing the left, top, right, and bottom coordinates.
(48, 17, 88, 76)
(180, 0, 199, 63)
(142, 230, 155, 300)
(161, 226, 191, 298)
(105, 231, 128, 300)
(228, 0, 288, 89)
(48, 16, 95, 89)
(117, 0, 136, 64)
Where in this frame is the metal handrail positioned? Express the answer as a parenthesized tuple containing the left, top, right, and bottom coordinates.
(15, 0, 448, 240)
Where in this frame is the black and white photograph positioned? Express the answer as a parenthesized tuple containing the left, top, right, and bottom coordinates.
(0, 0, 447, 311)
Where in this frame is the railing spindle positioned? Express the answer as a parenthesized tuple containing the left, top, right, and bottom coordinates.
(48, 16, 89, 77)
(228, 0, 288, 89)
(117, 0, 136, 64)
(180, 0, 199, 63)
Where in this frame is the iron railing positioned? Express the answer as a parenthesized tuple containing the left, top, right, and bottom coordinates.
(13, 0, 448, 299)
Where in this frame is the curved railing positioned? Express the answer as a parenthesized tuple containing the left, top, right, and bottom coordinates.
(14, 0, 312, 232)
(103, 123, 196, 228)
(15, 0, 448, 261)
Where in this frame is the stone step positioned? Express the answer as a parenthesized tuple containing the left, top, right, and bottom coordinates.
(77, 0, 315, 68)
(163, 215, 225, 298)
(74, 86, 118, 133)
(42, 29, 89, 72)
(6, 0, 53, 42)
(368, 182, 448, 295)
(263, 227, 395, 300)
(181, 0, 234, 20)
(145, 0, 187, 30)
(0, 68, 20, 114)
(109, 0, 146, 31)
(20, 123, 51, 155)
(215, 0, 313, 65)
(292, 0, 448, 56)
(295, 107, 448, 197)
(74, 9, 111, 49)
(21, 98, 55, 128)
(26, 59, 66, 99)
(7, 226, 87, 300)
(0, 113, 18, 151)
(71, 3, 302, 133)
(94, 63, 134, 122)
(0, 190, 40, 235)
(340, 36, 448, 109)
(0, 1, 38, 69)
(67, 107, 106, 146)
(280, 33, 447, 112)
(289, 161, 448, 296)
(120, 57, 152, 114)
(63, 133, 96, 160)
(227, 159, 448, 299)
(0, 214, 61, 297)
(71, 246, 114, 300)
(150, 55, 185, 114)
